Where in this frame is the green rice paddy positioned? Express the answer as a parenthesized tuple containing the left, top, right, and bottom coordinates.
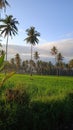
(2, 74, 73, 102)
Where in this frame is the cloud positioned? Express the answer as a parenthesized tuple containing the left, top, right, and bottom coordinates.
(19, 28, 25, 33)
(38, 38, 48, 44)
(37, 39, 73, 55)
(2, 39, 73, 63)
(60, 32, 73, 39)
(36, 39, 73, 62)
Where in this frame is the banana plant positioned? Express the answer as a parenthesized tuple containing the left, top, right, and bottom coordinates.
(0, 54, 15, 87)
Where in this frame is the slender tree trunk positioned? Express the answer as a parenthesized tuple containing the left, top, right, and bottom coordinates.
(6, 35, 8, 61)
(30, 44, 32, 76)
(0, 12, 1, 19)
(55, 55, 57, 75)
(0, 11, 1, 19)
(55, 55, 59, 76)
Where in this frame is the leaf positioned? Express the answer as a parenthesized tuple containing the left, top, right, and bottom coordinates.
(0, 54, 5, 67)
(0, 64, 4, 72)
(0, 72, 15, 87)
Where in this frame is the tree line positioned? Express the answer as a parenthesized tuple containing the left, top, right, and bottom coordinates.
(2, 49, 73, 76)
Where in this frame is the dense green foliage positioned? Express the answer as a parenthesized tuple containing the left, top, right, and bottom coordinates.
(0, 74, 73, 130)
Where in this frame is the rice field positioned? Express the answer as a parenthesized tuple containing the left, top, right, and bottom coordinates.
(2, 74, 73, 102)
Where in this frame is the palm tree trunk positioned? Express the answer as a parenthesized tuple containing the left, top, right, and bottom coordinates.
(0, 10, 1, 19)
(30, 44, 32, 76)
(6, 35, 8, 61)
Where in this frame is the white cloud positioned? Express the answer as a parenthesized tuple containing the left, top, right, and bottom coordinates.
(19, 28, 25, 33)
(60, 32, 73, 39)
(36, 39, 73, 62)
(2, 39, 73, 63)
(38, 38, 48, 44)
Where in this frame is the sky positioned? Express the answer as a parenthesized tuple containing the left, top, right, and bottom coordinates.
(1, 0, 73, 44)
(1, 0, 73, 62)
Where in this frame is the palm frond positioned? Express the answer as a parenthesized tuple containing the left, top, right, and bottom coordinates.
(0, 15, 19, 38)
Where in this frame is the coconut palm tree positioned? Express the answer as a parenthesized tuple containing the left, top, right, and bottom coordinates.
(0, 15, 19, 61)
(56, 52, 64, 75)
(57, 53, 63, 64)
(24, 26, 40, 76)
(50, 46, 58, 75)
(22, 60, 29, 73)
(0, 0, 10, 17)
(68, 59, 73, 69)
(34, 51, 40, 61)
(50, 46, 58, 65)
(15, 53, 21, 73)
(10, 58, 15, 65)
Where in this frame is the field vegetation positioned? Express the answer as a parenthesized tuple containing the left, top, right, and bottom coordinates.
(0, 74, 73, 130)
(3, 74, 73, 101)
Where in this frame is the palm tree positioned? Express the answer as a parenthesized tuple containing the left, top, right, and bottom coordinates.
(0, 0, 10, 17)
(34, 51, 40, 61)
(0, 15, 19, 61)
(50, 46, 58, 75)
(69, 59, 73, 69)
(22, 60, 29, 73)
(50, 46, 58, 65)
(56, 52, 64, 75)
(15, 53, 21, 73)
(10, 58, 15, 65)
(34, 51, 40, 73)
(24, 26, 40, 76)
(57, 53, 63, 64)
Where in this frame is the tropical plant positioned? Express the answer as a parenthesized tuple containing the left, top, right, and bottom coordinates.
(10, 58, 15, 71)
(69, 59, 73, 68)
(0, 53, 15, 87)
(0, 0, 10, 17)
(22, 60, 29, 73)
(15, 53, 21, 72)
(57, 52, 63, 64)
(24, 26, 40, 76)
(10, 58, 15, 65)
(0, 15, 19, 61)
(0, 42, 4, 55)
(56, 52, 64, 75)
(50, 46, 58, 64)
(34, 51, 40, 61)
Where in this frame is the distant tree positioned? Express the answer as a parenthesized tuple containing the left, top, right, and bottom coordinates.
(10, 58, 15, 70)
(22, 60, 29, 73)
(0, 15, 19, 61)
(36, 60, 43, 75)
(50, 46, 58, 65)
(15, 53, 21, 72)
(34, 51, 40, 61)
(24, 26, 40, 76)
(57, 52, 63, 64)
(34, 51, 40, 73)
(69, 59, 73, 68)
(69, 59, 73, 69)
(56, 52, 64, 75)
(10, 58, 15, 65)
(48, 61, 53, 75)
(50, 46, 58, 75)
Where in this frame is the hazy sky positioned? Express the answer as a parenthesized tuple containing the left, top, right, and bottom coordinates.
(1, 0, 73, 46)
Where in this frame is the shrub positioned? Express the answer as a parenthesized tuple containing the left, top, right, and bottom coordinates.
(5, 85, 30, 105)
